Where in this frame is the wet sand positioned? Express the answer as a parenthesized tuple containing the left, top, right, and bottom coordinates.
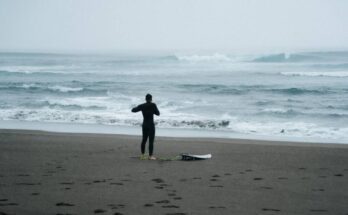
(0, 129, 348, 215)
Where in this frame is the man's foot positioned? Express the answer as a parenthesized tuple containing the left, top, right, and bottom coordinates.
(149, 156, 157, 160)
(140, 154, 148, 160)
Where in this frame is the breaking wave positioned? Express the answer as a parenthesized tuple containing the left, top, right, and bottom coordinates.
(267, 87, 331, 95)
(175, 53, 231, 62)
(252, 51, 348, 63)
(21, 100, 107, 111)
(178, 84, 343, 95)
(280, 71, 348, 77)
(0, 70, 92, 76)
(1, 108, 348, 141)
(0, 83, 107, 95)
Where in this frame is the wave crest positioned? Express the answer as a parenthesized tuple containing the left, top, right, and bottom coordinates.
(176, 53, 231, 62)
(252, 51, 348, 63)
(178, 84, 342, 95)
(0, 83, 107, 95)
(280, 71, 348, 78)
(22, 100, 107, 111)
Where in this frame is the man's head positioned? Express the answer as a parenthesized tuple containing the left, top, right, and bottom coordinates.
(145, 94, 152, 102)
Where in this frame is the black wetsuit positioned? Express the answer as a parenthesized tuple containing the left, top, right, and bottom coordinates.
(132, 102, 160, 156)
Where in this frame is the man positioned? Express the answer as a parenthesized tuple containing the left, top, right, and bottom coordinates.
(131, 94, 160, 160)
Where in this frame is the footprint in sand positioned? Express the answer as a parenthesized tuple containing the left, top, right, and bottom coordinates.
(165, 213, 187, 215)
(310, 209, 328, 212)
(108, 204, 125, 210)
(224, 173, 231, 176)
(0, 202, 18, 206)
(212, 174, 220, 178)
(56, 202, 75, 207)
(56, 213, 75, 215)
(209, 206, 226, 209)
(162, 205, 180, 208)
(253, 178, 263, 181)
(31, 192, 40, 196)
(210, 179, 218, 182)
(45, 170, 56, 174)
(60, 182, 74, 185)
(156, 200, 170, 204)
(94, 209, 106, 213)
(110, 182, 124, 186)
(209, 185, 223, 188)
(17, 174, 30, 177)
(173, 197, 182, 200)
(144, 203, 154, 207)
(260, 186, 273, 190)
(334, 174, 344, 177)
(15, 182, 41, 186)
(152, 178, 165, 183)
(0, 199, 8, 202)
(262, 208, 281, 212)
(93, 180, 107, 183)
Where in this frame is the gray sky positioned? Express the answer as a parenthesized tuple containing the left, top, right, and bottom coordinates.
(0, 0, 347, 53)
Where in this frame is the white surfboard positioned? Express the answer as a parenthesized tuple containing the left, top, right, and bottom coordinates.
(181, 153, 212, 161)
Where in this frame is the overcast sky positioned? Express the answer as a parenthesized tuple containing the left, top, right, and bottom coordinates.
(0, 0, 347, 53)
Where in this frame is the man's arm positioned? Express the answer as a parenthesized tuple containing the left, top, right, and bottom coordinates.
(154, 104, 160, 116)
(132, 105, 142, 113)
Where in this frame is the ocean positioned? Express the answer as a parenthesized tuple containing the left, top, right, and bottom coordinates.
(0, 51, 348, 143)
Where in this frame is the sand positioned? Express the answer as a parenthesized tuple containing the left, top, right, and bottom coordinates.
(0, 129, 348, 215)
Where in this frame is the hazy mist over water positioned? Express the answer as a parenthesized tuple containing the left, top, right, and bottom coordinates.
(1, 0, 348, 52)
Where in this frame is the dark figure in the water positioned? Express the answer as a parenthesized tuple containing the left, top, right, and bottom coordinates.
(132, 94, 160, 160)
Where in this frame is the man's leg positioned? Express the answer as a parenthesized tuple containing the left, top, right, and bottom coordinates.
(141, 126, 149, 155)
(148, 126, 155, 156)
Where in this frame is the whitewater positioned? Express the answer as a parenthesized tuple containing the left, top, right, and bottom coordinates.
(0, 51, 348, 143)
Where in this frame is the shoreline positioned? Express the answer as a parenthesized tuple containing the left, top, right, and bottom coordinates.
(1, 120, 347, 145)
(1, 128, 348, 149)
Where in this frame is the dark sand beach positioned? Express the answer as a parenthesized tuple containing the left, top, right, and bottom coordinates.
(0, 129, 347, 215)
